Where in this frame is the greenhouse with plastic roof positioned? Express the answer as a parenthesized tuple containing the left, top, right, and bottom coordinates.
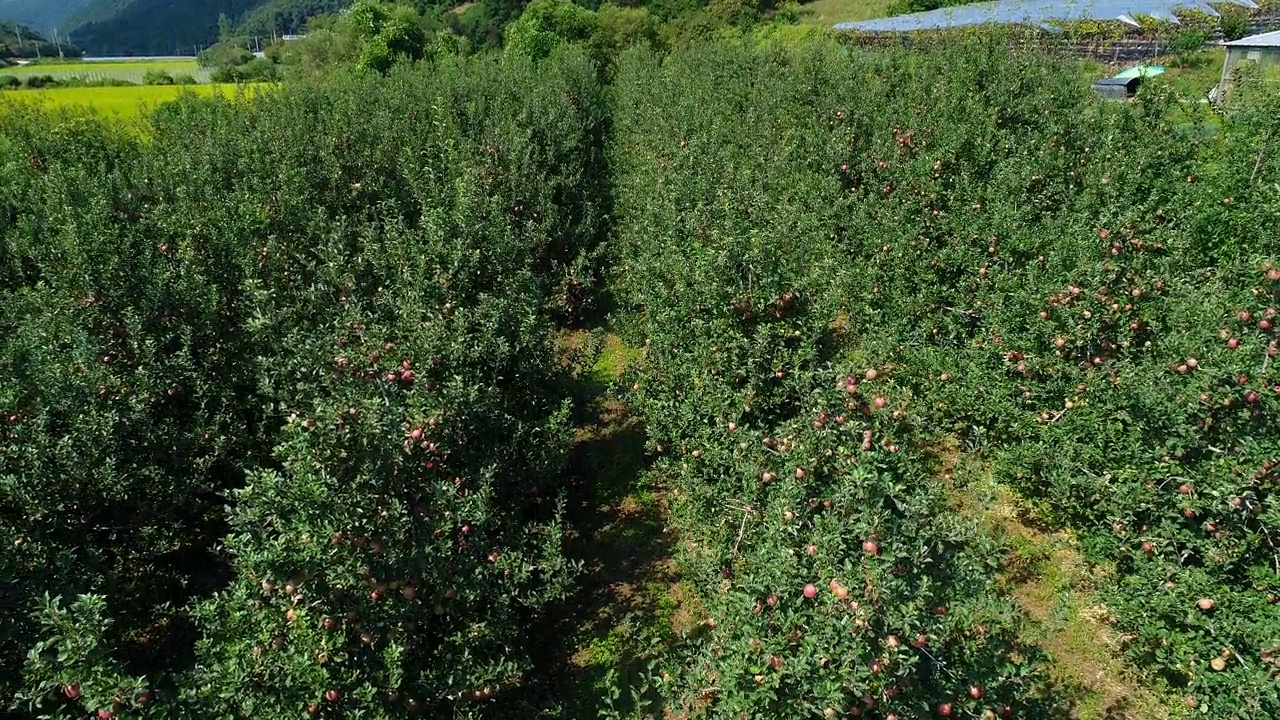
(833, 0, 1260, 32)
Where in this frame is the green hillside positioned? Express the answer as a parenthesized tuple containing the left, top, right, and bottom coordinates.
(235, 0, 350, 37)
(0, 0, 91, 34)
(0, 20, 81, 60)
(64, 0, 270, 55)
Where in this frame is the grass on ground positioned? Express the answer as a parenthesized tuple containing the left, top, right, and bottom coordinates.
(947, 450, 1191, 720)
(1160, 48, 1226, 98)
(527, 331, 674, 717)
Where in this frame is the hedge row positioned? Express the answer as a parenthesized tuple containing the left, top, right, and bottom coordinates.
(610, 39, 1280, 718)
(1, 49, 605, 719)
(610, 41, 1069, 719)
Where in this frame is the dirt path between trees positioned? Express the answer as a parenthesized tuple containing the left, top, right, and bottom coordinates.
(940, 444, 1186, 720)
(495, 332, 676, 718)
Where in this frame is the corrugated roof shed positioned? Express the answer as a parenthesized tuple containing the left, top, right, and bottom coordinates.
(834, 0, 1257, 33)
(1225, 29, 1280, 46)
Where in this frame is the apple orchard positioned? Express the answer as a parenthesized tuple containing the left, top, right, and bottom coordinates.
(2, 34, 1280, 720)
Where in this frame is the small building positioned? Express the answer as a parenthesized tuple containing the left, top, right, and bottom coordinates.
(1092, 65, 1164, 100)
(1215, 30, 1280, 102)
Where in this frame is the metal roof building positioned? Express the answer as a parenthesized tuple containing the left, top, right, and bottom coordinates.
(1225, 27, 1280, 45)
(1216, 29, 1280, 101)
(834, 0, 1258, 33)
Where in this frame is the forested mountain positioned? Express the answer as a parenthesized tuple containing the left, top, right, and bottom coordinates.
(3, 0, 536, 57)
(0, 20, 80, 60)
(34, 0, 353, 56)
(62, 0, 273, 55)
(0, 0, 90, 34)
(236, 0, 351, 37)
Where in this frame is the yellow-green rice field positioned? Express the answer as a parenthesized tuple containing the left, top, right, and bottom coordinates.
(0, 83, 265, 120)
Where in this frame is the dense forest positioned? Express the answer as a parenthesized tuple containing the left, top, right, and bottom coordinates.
(0, 0, 92, 36)
(0, 0, 330, 55)
(64, 0, 282, 56)
(0, 21, 80, 61)
(236, 0, 352, 38)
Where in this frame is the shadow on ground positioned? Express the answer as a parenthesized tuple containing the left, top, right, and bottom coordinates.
(487, 334, 673, 719)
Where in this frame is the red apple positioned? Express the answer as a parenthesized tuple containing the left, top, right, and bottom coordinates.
(325, 689, 341, 703)
(970, 685, 984, 699)
(862, 539, 879, 556)
(64, 683, 81, 700)
(803, 583, 817, 599)
(938, 702, 953, 717)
